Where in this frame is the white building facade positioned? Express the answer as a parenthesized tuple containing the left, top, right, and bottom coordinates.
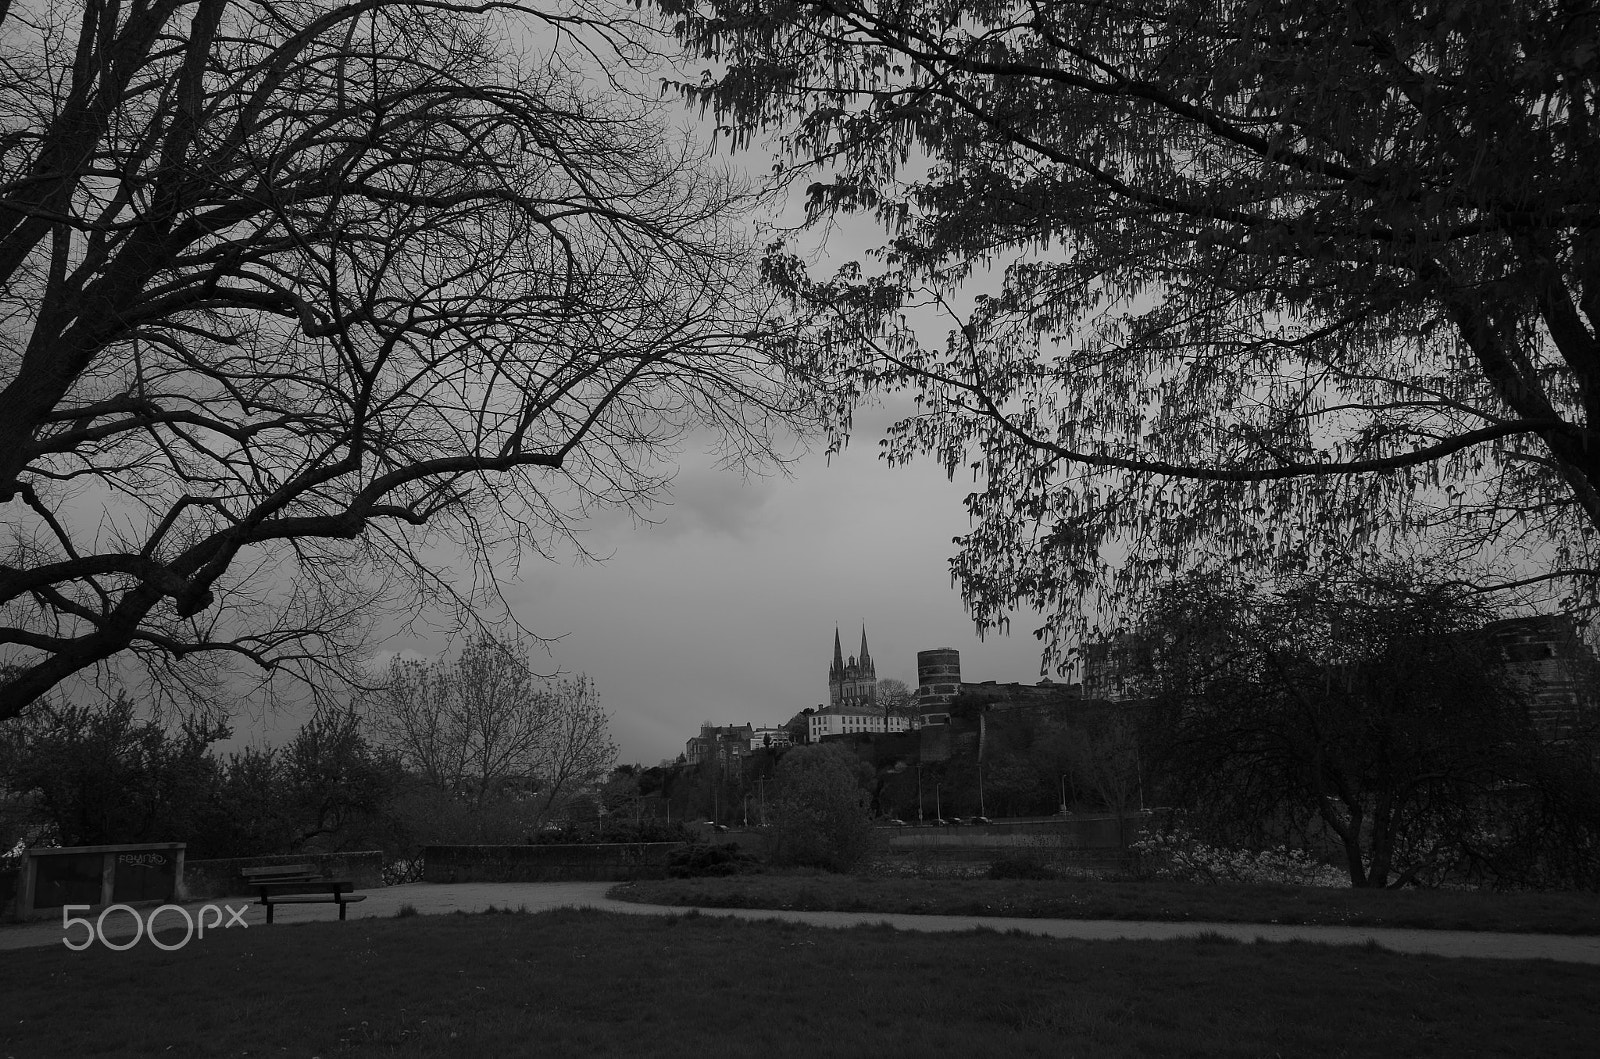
(807, 705, 912, 742)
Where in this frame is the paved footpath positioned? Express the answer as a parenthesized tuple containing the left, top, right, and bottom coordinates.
(3, 881, 1598, 964)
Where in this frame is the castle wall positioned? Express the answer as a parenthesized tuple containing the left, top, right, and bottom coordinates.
(1484, 615, 1598, 741)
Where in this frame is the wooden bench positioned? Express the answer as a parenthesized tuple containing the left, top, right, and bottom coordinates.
(241, 864, 367, 924)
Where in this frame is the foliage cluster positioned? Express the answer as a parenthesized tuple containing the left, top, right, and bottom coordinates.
(665, 842, 762, 878)
(766, 743, 879, 871)
(0, 696, 396, 858)
(1137, 567, 1600, 888)
(1, 636, 627, 866)
(658, 0, 1600, 658)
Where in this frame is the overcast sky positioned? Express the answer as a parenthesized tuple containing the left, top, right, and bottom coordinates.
(237, 27, 1061, 766)
(331, 397, 1058, 766)
(321, 71, 1056, 764)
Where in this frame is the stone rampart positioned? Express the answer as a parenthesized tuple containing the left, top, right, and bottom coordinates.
(423, 843, 681, 883)
(888, 815, 1135, 850)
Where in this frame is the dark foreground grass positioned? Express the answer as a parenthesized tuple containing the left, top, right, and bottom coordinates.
(611, 873, 1600, 934)
(2, 908, 1596, 1058)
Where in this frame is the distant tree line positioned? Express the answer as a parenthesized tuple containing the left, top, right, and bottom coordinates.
(0, 637, 619, 863)
(0, 696, 397, 859)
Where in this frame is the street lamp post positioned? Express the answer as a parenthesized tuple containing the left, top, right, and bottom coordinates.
(1060, 774, 1070, 815)
(1135, 745, 1146, 812)
(935, 782, 942, 823)
(978, 761, 986, 819)
(917, 764, 924, 824)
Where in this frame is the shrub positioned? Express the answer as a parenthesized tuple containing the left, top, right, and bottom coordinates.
(667, 842, 761, 878)
(767, 744, 879, 872)
(988, 853, 1057, 881)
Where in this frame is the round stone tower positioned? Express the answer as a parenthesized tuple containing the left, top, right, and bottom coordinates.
(916, 648, 962, 723)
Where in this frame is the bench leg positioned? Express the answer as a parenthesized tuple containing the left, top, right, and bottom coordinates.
(338, 898, 347, 921)
(265, 900, 275, 925)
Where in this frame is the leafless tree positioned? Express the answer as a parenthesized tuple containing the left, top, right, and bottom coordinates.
(875, 677, 916, 723)
(0, 0, 802, 723)
(366, 636, 616, 823)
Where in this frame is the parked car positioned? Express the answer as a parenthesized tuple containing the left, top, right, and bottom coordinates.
(885, 818, 907, 827)
(971, 816, 992, 825)
(948, 816, 967, 826)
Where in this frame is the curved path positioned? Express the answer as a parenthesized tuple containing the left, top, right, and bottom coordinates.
(4, 880, 1598, 964)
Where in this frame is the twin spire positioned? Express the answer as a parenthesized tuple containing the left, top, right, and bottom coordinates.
(830, 623, 872, 678)
(829, 624, 877, 710)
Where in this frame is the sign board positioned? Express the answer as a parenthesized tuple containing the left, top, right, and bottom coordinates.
(14, 843, 186, 920)
(30, 852, 103, 910)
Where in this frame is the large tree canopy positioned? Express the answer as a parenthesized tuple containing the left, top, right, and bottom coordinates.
(1135, 567, 1594, 888)
(660, 0, 1600, 653)
(0, 0, 802, 722)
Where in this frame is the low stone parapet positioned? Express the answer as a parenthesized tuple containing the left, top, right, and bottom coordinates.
(890, 818, 1128, 849)
(423, 843, 681, 883)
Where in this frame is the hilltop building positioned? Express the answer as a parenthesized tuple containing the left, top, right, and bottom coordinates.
(685, 723, 753, 769)
(809, 626, 912, 740)
(829, 625, 878, 709)
(807, 703, 911, 741)
(750, 726, 792, 751)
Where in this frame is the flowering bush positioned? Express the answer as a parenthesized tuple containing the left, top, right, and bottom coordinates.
(1131, 827, 1348, 888)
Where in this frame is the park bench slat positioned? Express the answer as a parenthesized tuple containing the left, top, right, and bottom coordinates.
(253, 876, 323, 885)
(254, 879, 354, 896)
(241, 864, 315, 878)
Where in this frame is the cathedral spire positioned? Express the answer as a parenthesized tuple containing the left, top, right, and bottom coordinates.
(859, 624, 873, 674)
(832, 626, 845, 679)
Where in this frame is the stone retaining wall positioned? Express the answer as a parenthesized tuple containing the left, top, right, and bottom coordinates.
(889, 816, 1134, 850)
(423, 843, 681, 883)
(886, 846, 1131, 874)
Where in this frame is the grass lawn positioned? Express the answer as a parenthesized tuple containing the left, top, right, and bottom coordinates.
(610, 873, 1600, 934)
(1, 907, 1596, 1057)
